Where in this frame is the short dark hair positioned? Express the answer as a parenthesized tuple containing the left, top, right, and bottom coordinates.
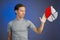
(14, 3, 25, 11)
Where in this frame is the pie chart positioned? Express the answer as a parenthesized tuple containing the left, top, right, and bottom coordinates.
(44, 6, 58, 22)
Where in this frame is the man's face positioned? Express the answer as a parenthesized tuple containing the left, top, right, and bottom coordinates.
(15, 7, 25, 18)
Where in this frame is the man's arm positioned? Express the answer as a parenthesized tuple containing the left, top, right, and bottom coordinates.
(8, 31, 11, 40)
(32, 22, 45, 34)
(32, 13, 46, 34)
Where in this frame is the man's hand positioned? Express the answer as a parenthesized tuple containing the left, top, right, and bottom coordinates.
(40, 13, 46, 24)
(32, 13, 46, 34)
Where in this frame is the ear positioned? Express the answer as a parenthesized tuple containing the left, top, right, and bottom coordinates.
(15, 10, 18, 14)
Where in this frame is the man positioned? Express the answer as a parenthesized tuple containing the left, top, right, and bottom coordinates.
(7, 3, 46, 40)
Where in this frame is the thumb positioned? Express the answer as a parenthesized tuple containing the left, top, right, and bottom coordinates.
(39, 17, 41, 20)
(39, 17, 42, 22)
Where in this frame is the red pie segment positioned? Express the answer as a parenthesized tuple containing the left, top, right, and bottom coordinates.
(45, 6, 51, 18)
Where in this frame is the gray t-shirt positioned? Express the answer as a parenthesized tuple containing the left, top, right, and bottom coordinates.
(7, 18, 36, 40)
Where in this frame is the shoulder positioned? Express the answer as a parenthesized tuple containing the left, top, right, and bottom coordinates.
(24, 19, 33, 24)
(8, 19, 15, 26)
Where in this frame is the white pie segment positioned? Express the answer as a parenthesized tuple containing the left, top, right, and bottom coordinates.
(47, 6, 58, 22)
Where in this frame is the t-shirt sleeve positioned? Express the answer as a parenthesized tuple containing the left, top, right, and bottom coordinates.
(28, 20, 36, 29)
(7, 22, 12, 32)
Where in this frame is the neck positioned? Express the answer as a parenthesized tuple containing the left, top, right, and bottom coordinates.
(16, 15, 23, 20)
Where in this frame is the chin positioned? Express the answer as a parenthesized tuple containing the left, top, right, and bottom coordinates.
(21, 16, 24, 18)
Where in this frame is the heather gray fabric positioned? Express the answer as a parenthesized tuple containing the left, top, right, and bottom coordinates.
(7, 18, 36, 40)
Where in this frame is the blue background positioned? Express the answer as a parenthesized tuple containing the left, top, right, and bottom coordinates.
(0, 0, 60, 40)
